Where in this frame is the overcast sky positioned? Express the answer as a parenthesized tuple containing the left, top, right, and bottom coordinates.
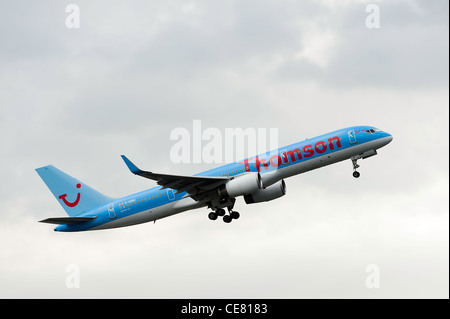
(0, 0, 448, 298)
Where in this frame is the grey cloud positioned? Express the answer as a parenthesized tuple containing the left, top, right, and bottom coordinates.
(275, 0, 449, 88)
(0, 0, 448, 298)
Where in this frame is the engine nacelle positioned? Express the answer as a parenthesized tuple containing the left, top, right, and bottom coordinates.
(244, 180, 286, 204)
(218, 172, 262, 198)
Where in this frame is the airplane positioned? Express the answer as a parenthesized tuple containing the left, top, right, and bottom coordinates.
(36, 126, 393, 232)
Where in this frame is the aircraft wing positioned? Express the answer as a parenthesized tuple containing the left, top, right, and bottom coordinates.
(121, 155, 229, 200)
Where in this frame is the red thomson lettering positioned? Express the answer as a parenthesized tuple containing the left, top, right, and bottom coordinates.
(269, 155, 282, 167)
(240, 156, 270, 172)
(255, 156, 261, 172)
(314, 141, 327, 153)
(281, 152, 288, 164)
(257, 157, 270, 171)
(327, 136, 341, 150)
(302, 144, 314, 158)
(241, 136, 342, 171)
(239, 158, 252, 172)
(286, 149, 302, 162)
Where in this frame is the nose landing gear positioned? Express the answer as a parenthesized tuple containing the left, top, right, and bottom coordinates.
(351, 156, 361, 178)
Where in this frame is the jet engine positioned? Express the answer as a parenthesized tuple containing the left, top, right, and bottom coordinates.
(244, 180, 286, 204)
(217, 172, 262, 198)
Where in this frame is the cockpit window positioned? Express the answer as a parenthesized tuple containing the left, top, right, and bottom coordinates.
(365, 128, 381, 134)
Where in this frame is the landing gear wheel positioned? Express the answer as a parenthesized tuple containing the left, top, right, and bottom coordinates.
(230, 211, 240, 219)
(223, 215, 232, 223)
(216, 208, 225, 216)
(208, 212, 218, 220)
(351, 156, 361, 179)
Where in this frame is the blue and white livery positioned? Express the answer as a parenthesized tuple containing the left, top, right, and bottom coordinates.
(36, 126, 393, 232)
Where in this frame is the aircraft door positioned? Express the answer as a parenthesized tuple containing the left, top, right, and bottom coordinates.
(167, 189, 175, 201)
(108, 203, 116, 219)
(348, 130, 357, 144)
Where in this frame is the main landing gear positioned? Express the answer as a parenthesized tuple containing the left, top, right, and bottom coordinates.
(208, 207, 240, 223)
(351, 156, 360, 178)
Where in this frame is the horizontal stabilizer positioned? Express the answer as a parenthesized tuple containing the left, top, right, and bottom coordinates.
(39, 216, 97, 225)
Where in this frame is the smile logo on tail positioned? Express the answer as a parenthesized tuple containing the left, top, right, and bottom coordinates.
(59, 183, 81, 207)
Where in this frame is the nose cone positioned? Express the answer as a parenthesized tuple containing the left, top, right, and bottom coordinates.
(377, 132, 393, 148)
(385, 132, 393, 144)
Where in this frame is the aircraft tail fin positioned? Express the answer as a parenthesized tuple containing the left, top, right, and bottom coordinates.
(35, 165, 113, 217)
